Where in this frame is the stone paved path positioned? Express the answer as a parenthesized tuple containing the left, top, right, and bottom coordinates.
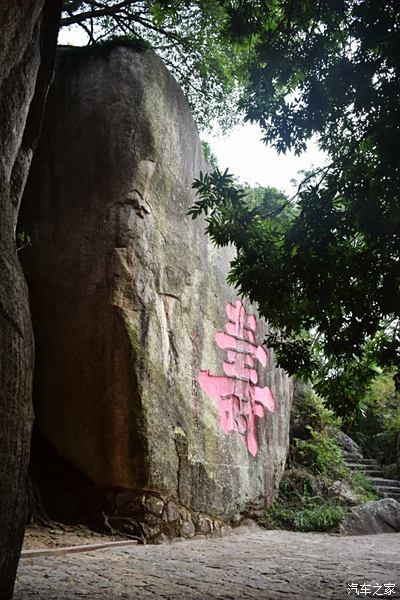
(14, 526, 400, 599)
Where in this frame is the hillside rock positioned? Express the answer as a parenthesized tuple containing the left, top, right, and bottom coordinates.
(334, 430, 363, 459)
(0, 1, 60, 596)
(20, 45, 293, 535)
(329, 481, 359, 506)
(340, 499, 400, 535)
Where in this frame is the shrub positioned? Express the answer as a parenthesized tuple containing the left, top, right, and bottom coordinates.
(290, 383, 341, 440)
(262, 384, 376, 533)
(294, 427, 348, 479)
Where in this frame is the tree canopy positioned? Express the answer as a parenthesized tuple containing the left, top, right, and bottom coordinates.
(60, 1, 251, 129)
(60, 1, 399, 416)
(190, 0, 400, 417)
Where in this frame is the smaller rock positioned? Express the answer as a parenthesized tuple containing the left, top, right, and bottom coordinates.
(145, 496, 164, 517)
(340, 499, 400, 535)
(165, 501, 180, 522)
(153, 533, 170, 544)
(240, 518, 258, 528)
(181, 521, 195, 538)
(145, 513, 162, 527)
(193, 515, 213, 534)
(220, 525, 232, 537)
(329, 481, 359, 505)
(178, 506, 190, 521)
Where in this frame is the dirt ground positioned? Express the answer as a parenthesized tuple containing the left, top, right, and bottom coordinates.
(23, 522, 131, 550)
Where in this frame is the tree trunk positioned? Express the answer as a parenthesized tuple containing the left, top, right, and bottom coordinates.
(0, 2, 60, 597)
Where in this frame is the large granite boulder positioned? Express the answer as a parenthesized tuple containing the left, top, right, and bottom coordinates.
(20, 45, 293, 536)
(340, 499, 400, 535)
(0, 1, 60, 596)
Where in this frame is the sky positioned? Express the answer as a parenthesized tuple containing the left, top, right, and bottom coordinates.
(203, 125, 325, 196)
(58, 26, 326, 197)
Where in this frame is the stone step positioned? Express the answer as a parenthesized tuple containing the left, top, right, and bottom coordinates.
(346, 466, 384, 477)
(381, 491, 400, 502)
(368, 477, 400, 488)
(363, 471, 385, 478)
(375, 485, 400, 496)
(346, 463, 382, 471)
(344, 457, 376, 465)
(345, 462, 379, 468)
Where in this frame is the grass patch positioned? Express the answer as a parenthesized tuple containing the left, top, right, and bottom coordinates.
(263, 499, 345, 532)
(262, 387, 378, 533)
(262, 467, 346, 532)
(349, 471, 379, 502)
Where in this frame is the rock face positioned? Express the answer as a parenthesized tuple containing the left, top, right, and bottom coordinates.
(20, 45, 293, 534)
(340, 499, 400, 535)
(329, 481, 359, 506)
(334, 429, 363, 459)
(0, 1, 60, 596)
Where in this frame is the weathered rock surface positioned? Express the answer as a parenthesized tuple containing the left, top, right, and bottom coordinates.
(329, 480, 359, 506)
(340, 499, 400, 535)
(0, 1, 60, 597)
(334, 429, 363, 459)
(20, 45, 293, 533)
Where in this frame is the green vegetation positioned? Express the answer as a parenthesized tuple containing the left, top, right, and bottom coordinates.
(201, 141, 219, 171)
(350, 371, 400, 475)
(189, 1, 400, 417)
(262, 387, 377, 533)
(61, 1, 254, 130)
(264, 477, 346, 533)
(295, 429, 346, 479)
(62, 3, 400, 426)
(350, 471, 379, 502)
(16, 231, 31, 252)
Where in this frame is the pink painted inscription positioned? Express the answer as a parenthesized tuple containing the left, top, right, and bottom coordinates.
(199, 300, 276, 456)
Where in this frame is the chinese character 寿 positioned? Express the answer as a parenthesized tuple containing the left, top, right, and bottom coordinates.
(199, 300, 276, 456)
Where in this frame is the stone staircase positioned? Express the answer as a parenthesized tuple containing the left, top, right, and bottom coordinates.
(343, 453, 400, 502)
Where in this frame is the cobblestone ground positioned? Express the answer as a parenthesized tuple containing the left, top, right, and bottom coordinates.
(15, 526, 400, 600)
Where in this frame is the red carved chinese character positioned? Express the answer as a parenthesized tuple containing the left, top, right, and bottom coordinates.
(199, 300, 276, 456)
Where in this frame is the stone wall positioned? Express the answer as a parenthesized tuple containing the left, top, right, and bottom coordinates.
(20, 45, 293, 538)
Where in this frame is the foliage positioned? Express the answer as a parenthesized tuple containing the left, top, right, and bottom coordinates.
(16, 231, 31, 252)
(262, 385, 377, 532)
(294, 428, 347, 479)
(262, 463, 347, 532)
(201, 141, 219, 170)
(290, 383, 340, 439)
(351, 371, 400, 467)
(190, 0, 400, 415)
(263, 493, 345, 532)
(60, 1, 253, 130)
(350, 471, 379, 503)
(190, 164, 399, 417)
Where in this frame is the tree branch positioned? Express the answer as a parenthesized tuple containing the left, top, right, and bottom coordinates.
(61, 0, 138, 26)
